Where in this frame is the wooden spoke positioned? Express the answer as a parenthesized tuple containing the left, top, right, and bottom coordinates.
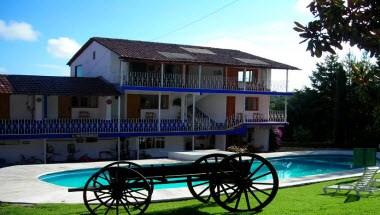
(248, 186, 262, 205)
(251, 171, 272, 181)
(248, 162, 265, 179)
(210, 153, 279, 213)
(187, 153, 228, 203)
(83, 161, 151, 215)
(244, 189, 251, 210)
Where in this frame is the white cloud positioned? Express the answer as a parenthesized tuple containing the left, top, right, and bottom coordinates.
(200, 21, 318, 91)
(295, 0, 311, 14)
(47, 37, 80, 59)
(36, 64, 70, 76)
(0, 20, 39, 41)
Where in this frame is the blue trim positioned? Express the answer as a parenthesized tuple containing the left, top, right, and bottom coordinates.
(121, 86, 294, 96)
(43, 95, 48, 119)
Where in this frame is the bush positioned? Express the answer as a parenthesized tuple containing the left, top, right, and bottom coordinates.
(293, 126, 312, 144)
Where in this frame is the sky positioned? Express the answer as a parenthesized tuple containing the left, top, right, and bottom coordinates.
(0, 0, 365, 90)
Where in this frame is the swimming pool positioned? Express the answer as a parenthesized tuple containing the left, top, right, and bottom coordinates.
(39, 154, 376, 189)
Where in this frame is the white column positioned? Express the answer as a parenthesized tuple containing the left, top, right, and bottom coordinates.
(105, 96, 112, 120)
(192, 94, 195, 131)
(198, 65, 202, 88)
(225, 67, 228, 88)
(137, 137, 140, 160)
(285, 69, 289, 121)
(160, 63, 164, 87)
(243, 68, 247, 91)
(181, 94, 186, 122)
(43, 139, 47, 164)
(182, 64, 186, 87)
(120, 60, 129, 86)
(34, 95, 44, 120)
(158, 92, 162, 131)
(117, 96, 121, 130)
(192, 136, 195, 151)
(117, 138, 121, 161)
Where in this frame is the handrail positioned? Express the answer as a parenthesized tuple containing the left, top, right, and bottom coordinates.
(0, 113, 285, 135)
(126, 71, 287, 92)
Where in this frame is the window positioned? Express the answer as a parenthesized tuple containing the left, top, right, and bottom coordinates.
(75, 65, 83, 77)
(245, 97, 259, 111)
(238, 69, 259, 82)
(140, 95, 169, 109)
(139, 137, 165, 149)
(92, 51, 96, 60)
(71, 96, 98, 108)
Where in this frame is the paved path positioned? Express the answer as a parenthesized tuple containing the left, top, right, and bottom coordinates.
(0, 150, 375, 204)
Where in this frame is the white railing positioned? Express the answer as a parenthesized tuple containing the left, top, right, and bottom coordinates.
(126, 72, 287, 92)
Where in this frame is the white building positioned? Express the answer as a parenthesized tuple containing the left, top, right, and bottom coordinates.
(0, 37, 297, 165)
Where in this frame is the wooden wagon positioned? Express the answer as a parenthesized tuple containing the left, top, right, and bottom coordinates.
(69, 153, 279, 214)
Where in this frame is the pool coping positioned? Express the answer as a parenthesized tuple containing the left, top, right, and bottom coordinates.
(0, 149, 379, 204)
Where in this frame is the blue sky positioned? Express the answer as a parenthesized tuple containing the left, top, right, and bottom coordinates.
(0, 0, 355, 90)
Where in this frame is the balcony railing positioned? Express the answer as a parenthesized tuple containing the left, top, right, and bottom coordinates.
(0, 112, 285, 136)
(126, 72, 287, 92)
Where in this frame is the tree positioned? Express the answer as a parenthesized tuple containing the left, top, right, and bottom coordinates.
(294, 0, 380, 57)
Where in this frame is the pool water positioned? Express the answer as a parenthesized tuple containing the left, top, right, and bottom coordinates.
(39, 155, 370, 189)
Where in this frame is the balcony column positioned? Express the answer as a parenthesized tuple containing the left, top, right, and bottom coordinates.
(105, 96, 112, 120)
(181, 94, 186, 122)
(117, 138, 121, 161)
(158, 92, 162, 131)
(43, 139, 47, 164)
(198, 65, 202, 88)
(192, 94, 196, 151)
(182, 64, 186, 87)
(120, 60, 128, 86)
(224, 67, 228, 89)
(285, 69, 289, 121)
(243, 68, 247, 91)
(160, 63, 164, 87)
(34, 95, 43, 120)
(43, 95, 48, 119)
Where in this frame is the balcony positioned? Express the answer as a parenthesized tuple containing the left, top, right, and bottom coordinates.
(0, 111, 286, 139)
(124, 71, 290, 95)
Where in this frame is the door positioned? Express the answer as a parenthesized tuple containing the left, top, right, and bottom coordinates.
(226, 96, 235, 119)
(0, 94, 10, 119)
(58, 96, 72, 118)
(127, 94, 141, 119)
(226, 67, 239, 89)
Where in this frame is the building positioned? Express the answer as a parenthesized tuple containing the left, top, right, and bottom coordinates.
(0, 37, 298, 164)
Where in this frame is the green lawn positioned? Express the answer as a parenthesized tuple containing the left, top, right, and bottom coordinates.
(1, 177, 380, 215)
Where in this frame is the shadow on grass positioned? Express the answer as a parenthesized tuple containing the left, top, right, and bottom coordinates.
(145, 202, 263, 215)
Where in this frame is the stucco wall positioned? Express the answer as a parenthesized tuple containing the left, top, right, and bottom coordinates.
(10, 95, 33, 119)
(196, 94, 226, 123)
(70, 41, 119, 83)
(0, 140, 44, 163)
(127, 136, 185, 158)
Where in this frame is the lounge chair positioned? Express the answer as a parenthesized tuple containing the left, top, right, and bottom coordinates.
(323, 166, 380, 196)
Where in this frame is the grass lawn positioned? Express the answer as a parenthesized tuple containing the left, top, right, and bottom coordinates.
(1, 177, 380, 215)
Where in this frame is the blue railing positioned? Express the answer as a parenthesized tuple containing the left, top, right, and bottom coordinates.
(0, 112, 286, 137)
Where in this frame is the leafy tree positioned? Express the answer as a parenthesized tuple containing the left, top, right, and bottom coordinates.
(294, 0, 380, 57)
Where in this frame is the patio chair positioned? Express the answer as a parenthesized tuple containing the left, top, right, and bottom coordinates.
(323, 166, 380, 196)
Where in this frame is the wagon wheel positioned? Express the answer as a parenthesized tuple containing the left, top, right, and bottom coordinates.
(92, 162, 144, 205)
(187, 153, 228, 203)
(210, 153, 279, 213)
(83, 161, 152, 215)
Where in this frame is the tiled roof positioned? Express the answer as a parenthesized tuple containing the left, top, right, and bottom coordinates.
(0, 75, 13, 94)
(0, 75, 120, 96)
(68, 37, 299, 70)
